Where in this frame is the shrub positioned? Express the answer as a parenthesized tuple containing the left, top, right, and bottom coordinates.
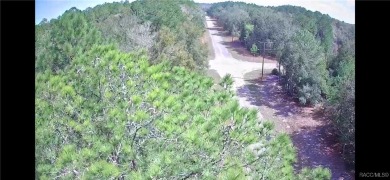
(271, 68, 279, 75)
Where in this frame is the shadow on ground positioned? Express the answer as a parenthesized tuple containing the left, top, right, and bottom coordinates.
(237, 74, 302, 118)
(236, 71, 355, 179)
(292, 124, 355, 179)
(221, 40, 253, 57)
(209, 26, 251, 58)
(209, 20, 277, 63)
(207, 27, 223, 31)
(211, 31, 229, 37)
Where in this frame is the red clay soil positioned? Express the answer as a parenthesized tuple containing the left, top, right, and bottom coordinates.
(237, 75, 355, 180)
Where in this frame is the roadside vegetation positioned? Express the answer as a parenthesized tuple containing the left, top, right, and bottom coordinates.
(208, 1, 355, 165)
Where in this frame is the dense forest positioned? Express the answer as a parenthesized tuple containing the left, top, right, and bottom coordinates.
(34, 0, 357, 179)
(207, 1, 355, 166)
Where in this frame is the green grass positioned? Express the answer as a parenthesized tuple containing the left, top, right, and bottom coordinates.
(243, 69, 275, 81)
(205, 69, 221, 83)
(204, 69, 224, 90)
(204, 30, 216, 60)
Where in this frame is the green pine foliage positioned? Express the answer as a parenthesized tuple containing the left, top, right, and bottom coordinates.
(326, 59, 355, 164)
(250, 43, 259, 56)
(36, 45, 328, 179)
(35, 8, 103, 74)
(36, 0, 335, 179)
(280, 29, 328, 105)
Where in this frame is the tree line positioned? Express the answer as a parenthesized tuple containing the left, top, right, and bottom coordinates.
(208, 1, 355, 166)
(36, 0, 208, 74)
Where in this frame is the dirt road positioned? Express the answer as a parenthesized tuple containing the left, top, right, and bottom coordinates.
(206, 16, 354, 179)
(206, 16, 276, 114)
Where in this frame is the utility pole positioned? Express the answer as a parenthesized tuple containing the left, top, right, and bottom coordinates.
(258, 41, 274, 80)
(262, 42, 265, 80)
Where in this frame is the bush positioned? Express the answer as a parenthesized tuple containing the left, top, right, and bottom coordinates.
(298, 167, 331, 179)
(271, 68, 279, 75)
(328, 80, 355, 165)
(326, 60, 355, 165)
(297, 84, 322, 106)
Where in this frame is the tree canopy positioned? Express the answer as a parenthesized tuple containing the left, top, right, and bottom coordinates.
(36, 44, 330, 179)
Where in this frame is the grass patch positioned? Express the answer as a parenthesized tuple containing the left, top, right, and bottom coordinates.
(204, 69, 224, 90)
(203, 30, 215, 60)
(244, 69, 274, 81)
(205, 69, 221, 83)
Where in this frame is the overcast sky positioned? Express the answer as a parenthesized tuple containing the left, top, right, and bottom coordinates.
(36, 0, 355, 25)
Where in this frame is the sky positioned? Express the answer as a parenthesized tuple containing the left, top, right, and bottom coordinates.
(36, 0, 355, 25)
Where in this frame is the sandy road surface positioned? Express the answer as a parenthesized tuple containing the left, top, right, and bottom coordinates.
(206, 16, 276, 113)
